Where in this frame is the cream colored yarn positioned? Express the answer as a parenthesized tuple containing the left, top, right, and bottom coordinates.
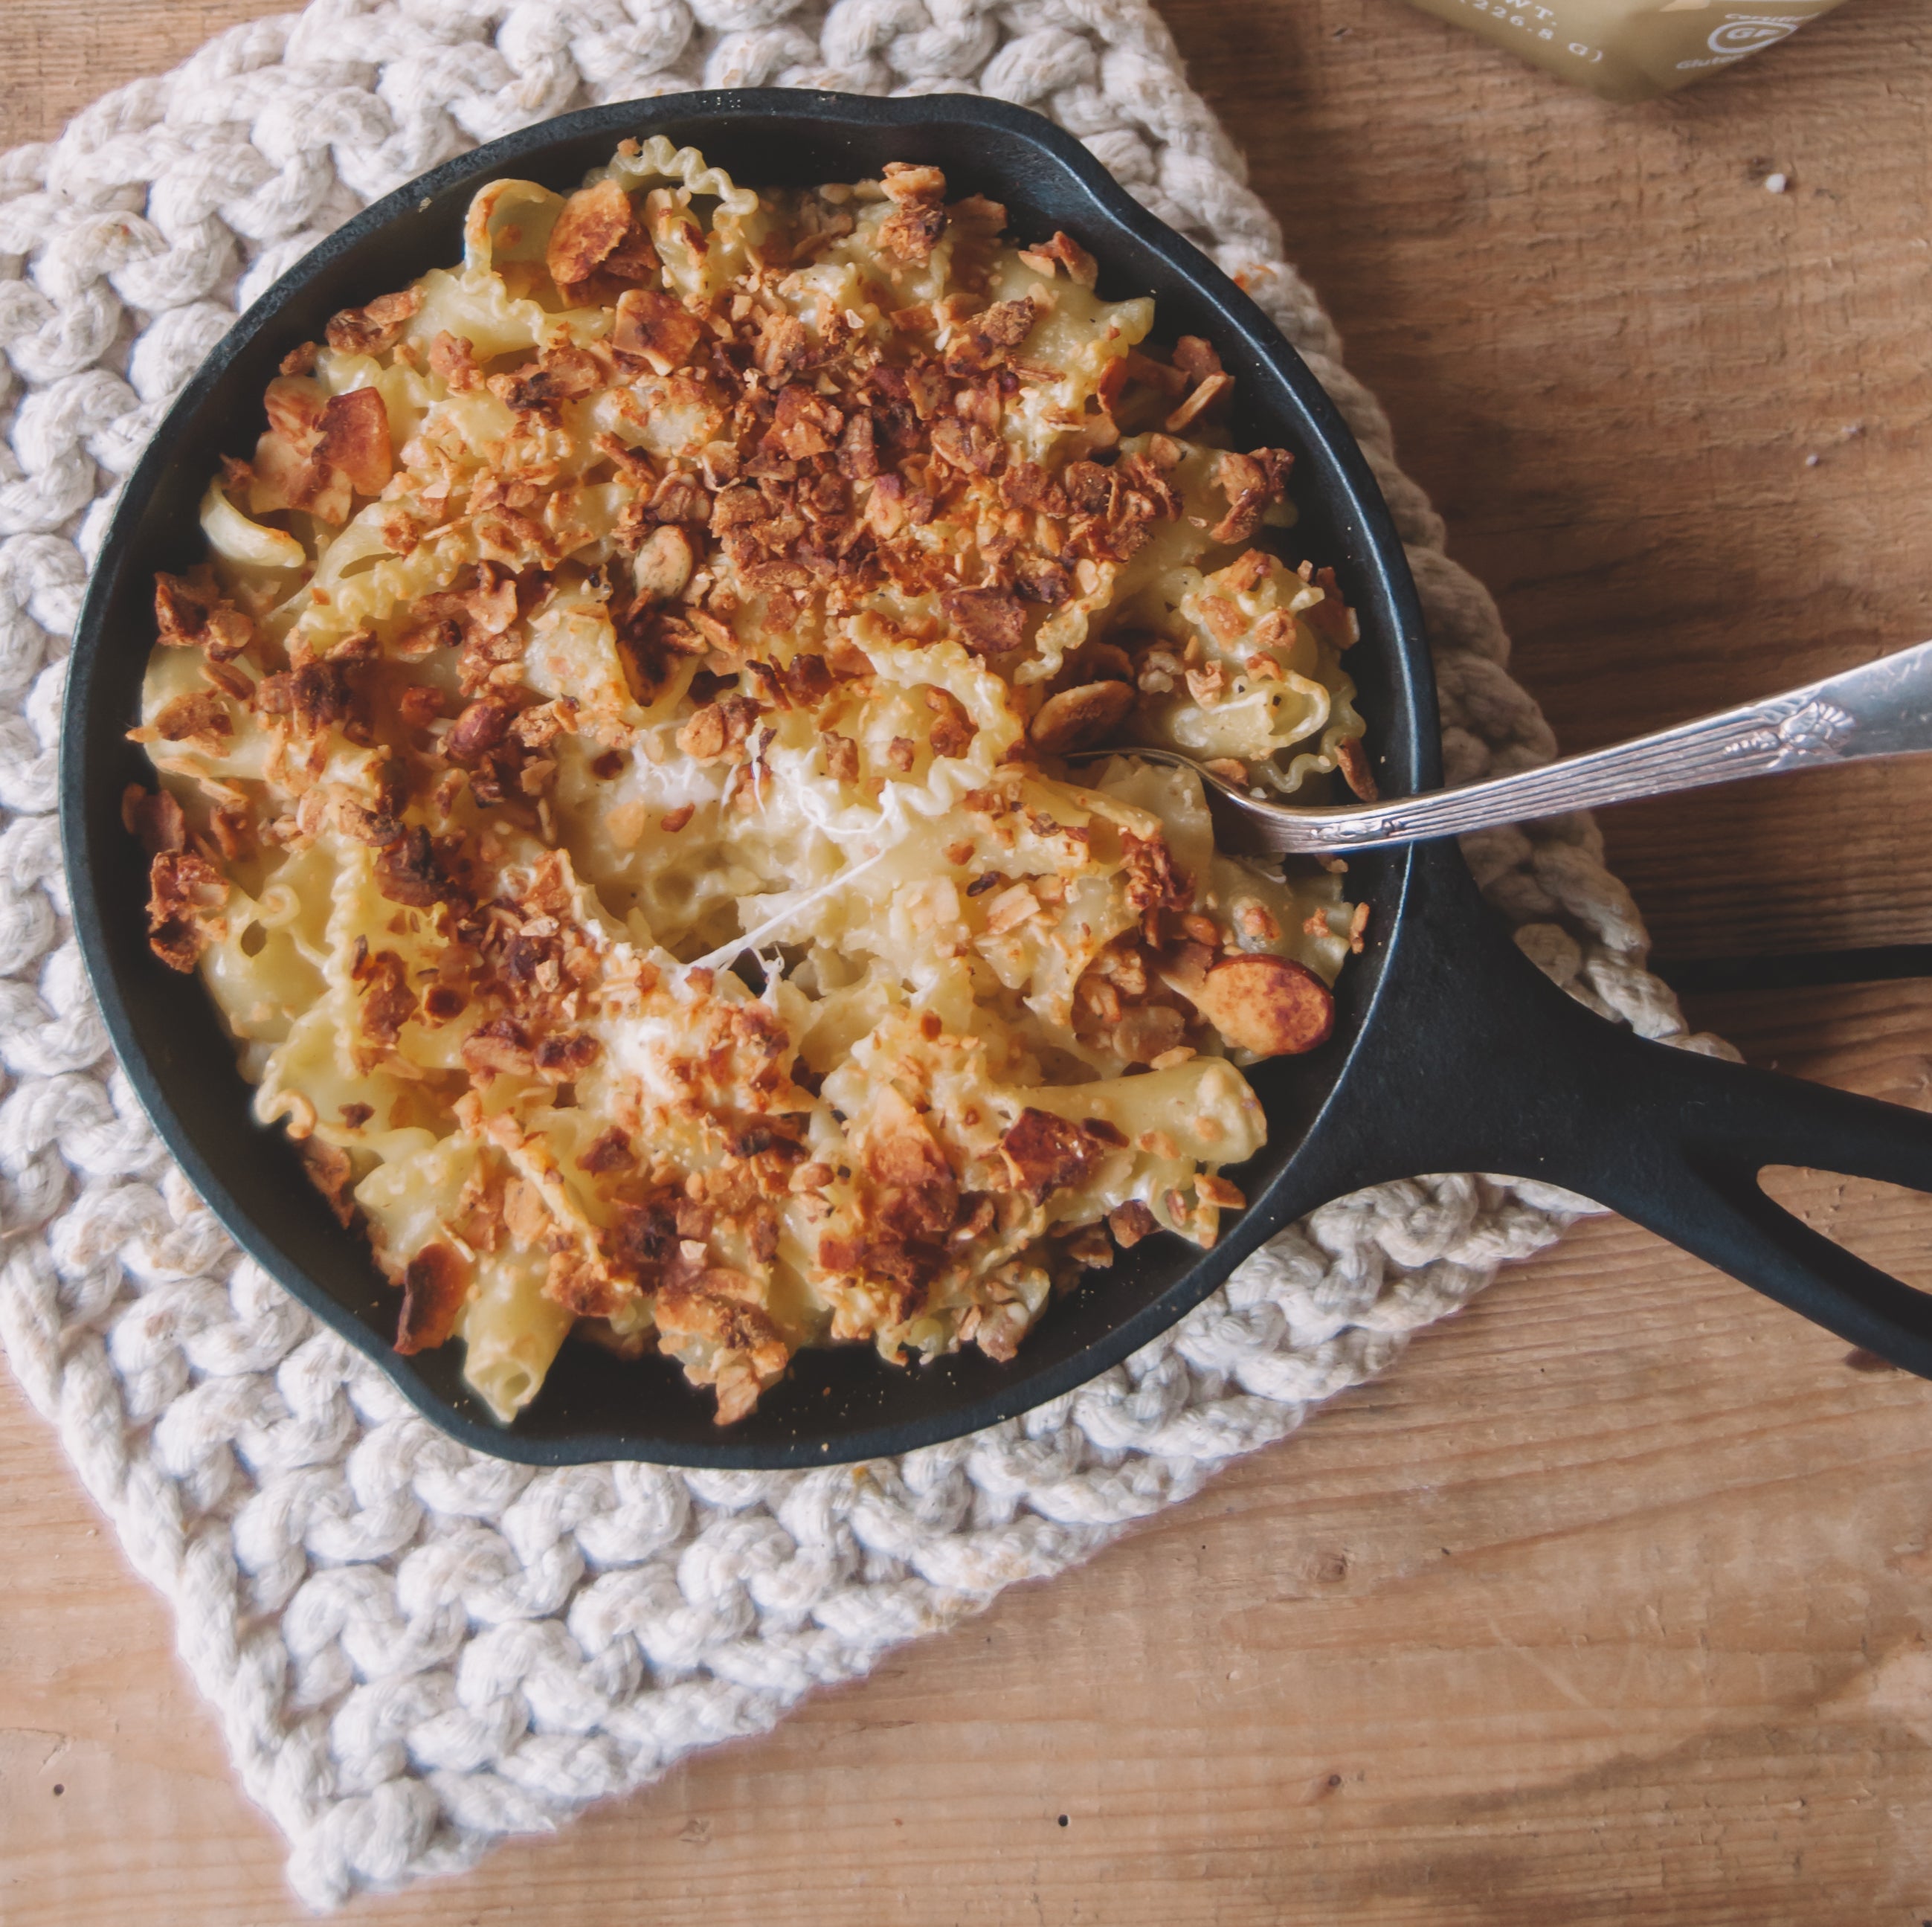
(0, 0, 1713, 1908)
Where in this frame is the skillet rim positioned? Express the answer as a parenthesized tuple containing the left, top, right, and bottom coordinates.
(59, 88, 1440, 1467)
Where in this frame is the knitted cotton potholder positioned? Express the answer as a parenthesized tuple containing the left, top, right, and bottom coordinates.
(0, 0, 1720, 1908)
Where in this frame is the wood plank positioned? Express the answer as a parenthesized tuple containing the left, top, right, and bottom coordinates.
(5, 991, 1931, 1927)
(0, 0, 283, 149)
(1173, 0, 1932, 958)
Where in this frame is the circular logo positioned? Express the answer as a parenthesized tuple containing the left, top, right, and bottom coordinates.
(1709, 18, 1798, 53)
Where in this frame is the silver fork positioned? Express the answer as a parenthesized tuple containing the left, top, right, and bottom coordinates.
(1065, 638, 1932, 858)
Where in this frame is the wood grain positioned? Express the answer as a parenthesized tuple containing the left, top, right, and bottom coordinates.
(9, 1004, 1932, 1927)
(1179, 0, 1932, 959)
(0, 0, 280, 149)
(4, 3, 1932, 1924)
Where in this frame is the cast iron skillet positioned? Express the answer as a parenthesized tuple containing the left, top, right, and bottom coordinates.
(61, 91, 1932, 1470)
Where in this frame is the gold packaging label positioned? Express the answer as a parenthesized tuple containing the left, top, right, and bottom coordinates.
(1400, 0, 1848, 100)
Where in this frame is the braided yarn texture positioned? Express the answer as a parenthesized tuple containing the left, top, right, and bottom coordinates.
(0, 0, 1727, 1908)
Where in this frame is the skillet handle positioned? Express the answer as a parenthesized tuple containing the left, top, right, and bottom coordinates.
(1530, 1030, 1932, 1370)
(1322, 847, 1932, 1371)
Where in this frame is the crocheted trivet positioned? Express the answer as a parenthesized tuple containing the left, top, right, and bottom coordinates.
(0, 0, 1722, 1908)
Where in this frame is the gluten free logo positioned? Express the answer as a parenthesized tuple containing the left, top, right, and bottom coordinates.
(1708, 14, 1801, 54)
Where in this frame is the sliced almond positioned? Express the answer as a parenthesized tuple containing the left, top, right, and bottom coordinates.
(633, 524, 694, 602)
(676, 704, 728, 761)
(982, 883, 1042, 936)
(1191, 953, 1335, 1058)
(1164, 371, 1234, 434)
(1028, 678, 1135, 754)
(547, 177, 635, 288)
(1336, 736, 1378, 801)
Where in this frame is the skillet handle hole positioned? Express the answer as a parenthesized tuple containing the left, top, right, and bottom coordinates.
(1756, 1165, 1932, 1319)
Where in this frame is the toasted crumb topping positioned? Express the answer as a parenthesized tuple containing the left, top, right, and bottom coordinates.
(132, 142, 1371, 1426)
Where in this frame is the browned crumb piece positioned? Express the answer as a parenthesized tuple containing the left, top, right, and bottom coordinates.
(394, 1241, 468, 1354)
(779, 653, 834, 707)
(1209, 447, 1293, 546)
(675, 694, 759, 762)
(301, 1136, 357, 1227)
(924, 686, 977, 759)
(489, 342, 603, 410)
(576, 1127, 632, 1175)
(396, 684, 445, 730)
(443, 696, 515, 761)
(255, 660, 351, 735)
(373, 826, 463, 910)
(154, 570, 254, 661)
(941, 586, 1025, 656)
(1117, 829, 1191, 916)
(1108, 1200, 1160, 1248)
(998, 1109, 1102, 1203)
(822, 733, 859, 783)
(633, 524, 694, 601)
(1017, 230, 1098, 289)
(1172, 337, 1222, 385)
(878, 162, 949, 264)
(122, 785, 185, 855)
(325, 288, 422, 356)
(254, 383, 394, 521)
(653, 1274, 791, 1425)
(146, 849, 227, 971)
(429, 329, 480, 392)
(314, 386, 393, 495)
(1191, 953, 1335, 1058)
(462, 1017, 535, 1079)
(1059, 1223, 1114, 1270)
(866, 1090, 958, 1248)
(944, 295, 1040, 376)
(353, 946, 417, 1046)
(547, 177, 658, 295)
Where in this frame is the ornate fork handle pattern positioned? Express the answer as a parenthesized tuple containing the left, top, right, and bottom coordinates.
(1164, 637, 1932, 856)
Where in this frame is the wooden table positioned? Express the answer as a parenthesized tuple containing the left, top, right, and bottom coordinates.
(4, 2, 1931, 1921)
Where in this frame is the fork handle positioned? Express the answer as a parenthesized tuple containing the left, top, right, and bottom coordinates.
(1260, 637, 1932, 855)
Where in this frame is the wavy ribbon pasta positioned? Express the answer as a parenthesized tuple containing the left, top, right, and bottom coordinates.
(128, 141, 1372, 1425)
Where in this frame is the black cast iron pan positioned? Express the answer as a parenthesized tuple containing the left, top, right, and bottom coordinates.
(59, 91, 1932, 1470)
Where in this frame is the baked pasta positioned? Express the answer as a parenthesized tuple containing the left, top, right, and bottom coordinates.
(128, 141, 1375, 1425)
